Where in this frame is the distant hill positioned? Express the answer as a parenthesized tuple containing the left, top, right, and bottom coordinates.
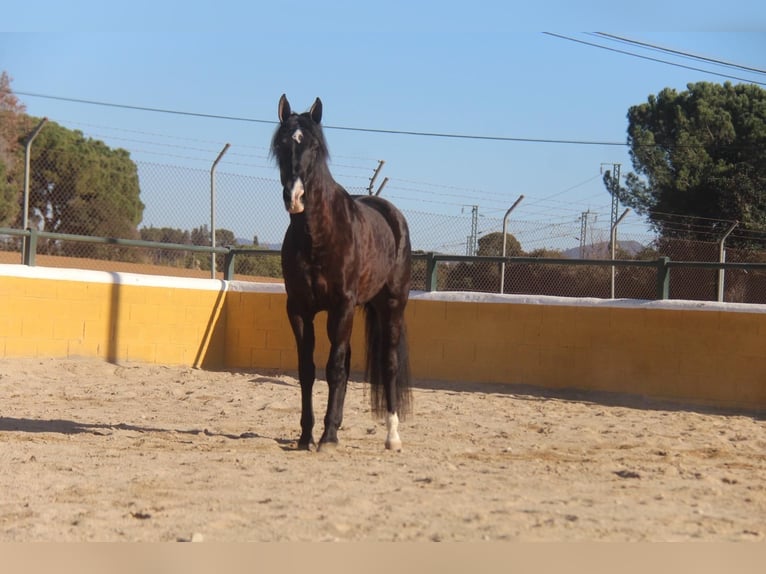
(562, 240, 645, 259)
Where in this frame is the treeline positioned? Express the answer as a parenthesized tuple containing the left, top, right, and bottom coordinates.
(140, 225, 281, 277)
(2, 72, 143, 254)
(1, 73, 280, 278)
(411, 232, 766, 304)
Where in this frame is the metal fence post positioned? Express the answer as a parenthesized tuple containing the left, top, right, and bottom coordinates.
(21, 117, 48, 262)
(655, 256, 670, 300)
(223, 249, 236, 281)
(210, 143, 231, 279)
(425, 252, 437, 292)
(23, 228, 37, 266)
(500, 194, 524, 294)
(717, 220, 738, 302)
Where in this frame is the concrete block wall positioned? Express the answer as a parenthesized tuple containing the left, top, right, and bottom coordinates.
(0, 266, 227, 368)
(2, 265, 764, 412)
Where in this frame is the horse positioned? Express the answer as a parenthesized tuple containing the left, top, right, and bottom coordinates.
(271, 94, 412, 452)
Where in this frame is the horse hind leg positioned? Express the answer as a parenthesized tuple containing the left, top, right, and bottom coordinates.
(384, 325, 409, 451)
(385, 412, 402, 451)
(367, 299, 410, 451)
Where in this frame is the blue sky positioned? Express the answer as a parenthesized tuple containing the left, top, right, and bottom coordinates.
(2, 3, 766, 249)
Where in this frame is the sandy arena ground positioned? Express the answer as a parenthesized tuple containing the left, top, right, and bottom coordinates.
(0, 356, 764, 542)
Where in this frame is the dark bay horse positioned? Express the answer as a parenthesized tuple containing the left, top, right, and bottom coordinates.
(271, 94, 412, 451)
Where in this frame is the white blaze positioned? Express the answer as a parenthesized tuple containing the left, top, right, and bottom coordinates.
(287, 177, 305, 214)
(292, 128, 303, 144)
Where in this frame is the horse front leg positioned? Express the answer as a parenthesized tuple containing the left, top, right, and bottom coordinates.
(318, 302, 355, 450)
(288, 308, 316, 450)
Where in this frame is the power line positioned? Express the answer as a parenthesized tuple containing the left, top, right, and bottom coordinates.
(322, 123, 625, 146)
(649, 210, 738, 225)
(12, 89, 628, 146)
(591, 33, 766, 76)
(387, 181, 511, 206)
(64, 119, 381, 164)
(524, 174, 603, 206)
(543, 33, 766, 87)
(14, 88, 759, 151)
(13, 90, 277, 125)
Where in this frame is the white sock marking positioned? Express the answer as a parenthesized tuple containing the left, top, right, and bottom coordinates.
(385, 412, 402, 451)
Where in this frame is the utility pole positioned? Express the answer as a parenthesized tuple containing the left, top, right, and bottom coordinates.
(579, 209, 590, 258)
(610, 208, 630, 298)
(601, 163, 621, 243)
(466, 205, 479, 256)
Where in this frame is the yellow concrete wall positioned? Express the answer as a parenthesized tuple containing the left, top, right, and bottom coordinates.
(223, 288, 366, 373)
(0, 267, 227, 368)
(2, 265, 765, 412)
(223, 291, 766, 412)
(405, 297, 766, 411)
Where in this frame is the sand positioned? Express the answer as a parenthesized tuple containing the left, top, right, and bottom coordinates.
(0, 356, 764, 542)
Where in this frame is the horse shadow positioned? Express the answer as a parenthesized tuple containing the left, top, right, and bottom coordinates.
(412, 379, 766, 421)
(0, 416, 292, 442)
(249, 375, 297, 388)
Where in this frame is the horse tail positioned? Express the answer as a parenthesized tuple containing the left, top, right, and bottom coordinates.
(365, 304, 412, 420)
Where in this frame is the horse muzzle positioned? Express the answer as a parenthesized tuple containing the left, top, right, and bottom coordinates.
(283, 177, 305, 214)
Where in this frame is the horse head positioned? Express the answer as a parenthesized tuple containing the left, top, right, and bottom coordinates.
(271, 94, 328, 214)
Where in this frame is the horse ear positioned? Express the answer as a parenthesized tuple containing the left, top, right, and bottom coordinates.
(278, 94, 291, 123)
(309, 98, 323, 124)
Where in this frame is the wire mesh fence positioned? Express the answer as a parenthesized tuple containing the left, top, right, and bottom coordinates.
(3, 155, 766, 303)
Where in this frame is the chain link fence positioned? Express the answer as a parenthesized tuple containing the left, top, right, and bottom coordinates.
(2, 155, 766, 303)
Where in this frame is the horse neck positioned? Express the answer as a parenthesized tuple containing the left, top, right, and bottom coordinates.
(303, 167, 352, 250)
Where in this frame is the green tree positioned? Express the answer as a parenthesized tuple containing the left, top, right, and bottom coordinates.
(613, 81, 766, 246)
(0, 71, 27, 227)
(189, 225, 246, 272)
(215, 228, 236, 247)
(445, 232, 523, 292)
(0, 155, 12, 231)
(140, 226, 192, 267)
(234, 248, 282, 278)
(527, 247, 564, 258)
(477, 231, 522, 256)
(27, 120, 144, 256)
(140, 226, 191, 245)
(191, 224, 210, 246)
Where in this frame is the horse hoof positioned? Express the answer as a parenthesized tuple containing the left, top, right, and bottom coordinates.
(297, 437, 315, 451)
(385, 439, 403, 452)
(317, 440, 339, 452)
